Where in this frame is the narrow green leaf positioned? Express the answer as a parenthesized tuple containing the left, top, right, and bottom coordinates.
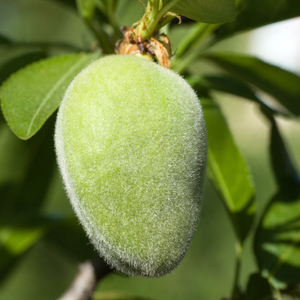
(254, 106, 300, 290)
(254, 190, 300, 289)
(268, 116, 300, 192)
(0, 48, 46, 85)
(161, 0, 236, 23)
(202, 75, 262, 102)
(201, 75, 289, 116)
(202, 98, 256, 243)
(217, 0, 300, 39)
(245, 273, 276, 300)
(76, 0, 95, 19)
(0, 52, 99, 140)
(204, 53, 300, 116)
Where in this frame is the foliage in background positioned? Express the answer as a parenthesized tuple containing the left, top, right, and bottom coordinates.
(0, 0, 300, 299)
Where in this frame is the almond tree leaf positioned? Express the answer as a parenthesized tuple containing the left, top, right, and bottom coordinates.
(200, 75, 289, 116)
(161, 0, 236, 23)
(217, 0, 300, 39)
(202, 98, 256, 243)
(268, 115, 300, 192)
(201, 75, 260, 102)
(0, 52, 99, 140)
(204, 53, 300, 116)
(0, 47, 46, 85)
(254, 116, 300, 289)
(254, 190, 300, 289)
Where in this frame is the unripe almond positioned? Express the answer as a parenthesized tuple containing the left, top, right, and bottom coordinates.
(55, 55, 207, 277)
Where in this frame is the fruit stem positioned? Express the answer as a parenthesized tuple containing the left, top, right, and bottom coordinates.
(138, 0, 180, 40)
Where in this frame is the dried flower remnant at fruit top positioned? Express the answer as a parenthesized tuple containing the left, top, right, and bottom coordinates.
(115, 26, 172, 69)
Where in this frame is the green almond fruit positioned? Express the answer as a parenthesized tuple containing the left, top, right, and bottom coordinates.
(55, 55, 207, 277)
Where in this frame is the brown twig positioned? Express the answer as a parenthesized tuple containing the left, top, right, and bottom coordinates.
(57, 256, 112, 300)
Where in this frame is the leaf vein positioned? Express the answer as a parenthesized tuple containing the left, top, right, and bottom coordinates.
(26, 55, 90, 138)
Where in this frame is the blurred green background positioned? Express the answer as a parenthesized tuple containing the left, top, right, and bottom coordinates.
(0, 0, 299, 299)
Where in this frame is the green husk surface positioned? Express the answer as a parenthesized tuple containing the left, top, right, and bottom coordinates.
(55, 55, 207, 277)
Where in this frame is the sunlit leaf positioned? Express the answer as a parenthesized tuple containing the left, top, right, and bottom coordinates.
(202, 98, 256, 243)
(0, 52, 99, 140)
(217, 0, 300, 39)
(0, 47, 46, 85)
(204, 53, 300, 116)
(161, 0, 236, 23)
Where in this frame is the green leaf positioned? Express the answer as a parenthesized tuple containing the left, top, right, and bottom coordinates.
(254, 106, 300, 290)
(200, 75, 289, 116)
(76, 0, 95, 19)
(0, 52, 99, 140)
(202, 98, 256, 243)
(254, 190, 300, 289)
(268, 116, 300, 192)
(217, 0, 300, 39)
(204, 53, 300, 116)
(245, 273, 276, 300)
(161, 0, 236, 23)
(0, 48, 46, 85)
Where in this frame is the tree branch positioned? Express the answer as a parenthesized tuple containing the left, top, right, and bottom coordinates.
(57, 256, 112, 300)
